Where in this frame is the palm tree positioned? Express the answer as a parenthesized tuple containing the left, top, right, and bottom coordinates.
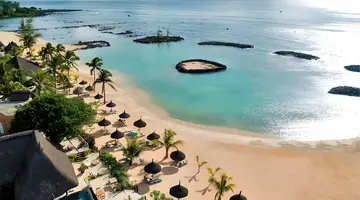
(93, 69, 117, 103)
(45, 54, 65, 91)
(158, 129, 184, 158)
(55, 44, 65, 55)
(121, 136, 145, 166)
(30, 70, 54, 97)
(39, 42, 55, 65)
(196, 156, 208, 174)
(207, 167, 221, 186)
(18, 18, 41, 56)
(212, 173, 236, 200)
(62, 51, 79, 92)
(86, 57, 103, 83)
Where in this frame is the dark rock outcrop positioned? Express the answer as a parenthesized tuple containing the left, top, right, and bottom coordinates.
(198, 41, 254, 49)
(133, 36, 184, 44)
(103, 30, 133, 35)
(274, 51, 319, 60)
(328, 86, 360, 97)
(175, 59, 227, 74)
(75, 40, 110, 50)
(344, 65, 360, 72)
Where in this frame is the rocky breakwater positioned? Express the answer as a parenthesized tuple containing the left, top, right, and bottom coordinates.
(274, 51, 319, 60)
(344, 65, 360, 72)
(198, 41, 254, 49)
(328, 86, 360, 97)
(133, 35, 184, 44)
(74, 40, 110, 50)
(175, 59, 227, 74)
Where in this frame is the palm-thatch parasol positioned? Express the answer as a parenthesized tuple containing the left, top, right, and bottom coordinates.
(111, 128, 124, 140)
(147, 130, 160, 141)
(169, 181, 188, 199)
(230, 191, 247, 200)
(144, 159, 161, 174)
(72, 87, 83, 97)
(85, 84, 94, 92)
(94, 93, 103, 100)
(79, 80, 88, 85)
(170, 150, 186, 162)
(133, 117, 146, 136)
(133, 117, 146, 128)
(65, 83, 74, 89)
(98, 118, 111, 129)
(106, 101, 116, 108)
(119, 110, 130, 119)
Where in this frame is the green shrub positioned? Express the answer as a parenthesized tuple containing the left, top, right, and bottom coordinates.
(68, 154, 77, 162)
(99, 150, 131, 189)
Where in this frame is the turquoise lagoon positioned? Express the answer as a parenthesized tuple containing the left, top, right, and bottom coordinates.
(2, 0, 360, 140)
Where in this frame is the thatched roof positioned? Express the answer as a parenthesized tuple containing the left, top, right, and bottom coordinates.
(7, 56, 41, 73)
(0, 130, 78, 200)
(4, 42, 19, 53)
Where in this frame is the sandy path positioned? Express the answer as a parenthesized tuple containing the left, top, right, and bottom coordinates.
(2, 31, 360, 200)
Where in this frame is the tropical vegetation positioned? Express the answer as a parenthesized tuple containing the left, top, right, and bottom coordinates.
(99, 150, 132, 189)
(138, 190, 173, 200)
(212, 173, 236, 200)
(0, 0, 74, 18)
(196, 155, 208, 174)
(18, 18, 41, 55)
(86, 57, 103, 83)
(10, 93, 96, 143)
(121, 136, 146, 165)
(93, 69, 117, 103)
(159, 129, 184, 158)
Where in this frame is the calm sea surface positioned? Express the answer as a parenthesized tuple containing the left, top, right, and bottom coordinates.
(2, 0, 360, 140)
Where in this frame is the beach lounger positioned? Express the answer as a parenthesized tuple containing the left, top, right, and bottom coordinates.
(95, 188, 105, 200)
(91, 159, 100, 166)
(143, 177, 162, 185)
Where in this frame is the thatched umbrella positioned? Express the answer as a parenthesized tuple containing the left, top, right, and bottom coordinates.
(111, 128, 124, 140)
(106, 101, 116, 112)
(147, 130, 160, 141)
(170, 150, 186, 162)
(119, 110, 130, 119)
(72, 87, 83, 97)
(98, 118, 111, 129)
(133, 117, 146, 136)
(85, 84, 94, 92)
(94, 93, 103, 100)
(230, 191, 247, 200)
(144, 159, 161, 175)
(65, 83, 74, 89)
(79, 80, 88, 86)
(169, 181, 188, 199)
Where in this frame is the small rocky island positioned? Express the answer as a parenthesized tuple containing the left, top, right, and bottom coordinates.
(175, 59, 227, 74)
(198, 41, 254, 49)
(274, 51, 319, 60)
(344, 65, 360, 72)
(133, 36, 184, 44)
(328, 86, 360, 97)
(75, 40, 110, 50)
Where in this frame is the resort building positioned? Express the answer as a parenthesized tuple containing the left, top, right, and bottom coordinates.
(0, 130, 78, 200)
(6, 55, 41, 73)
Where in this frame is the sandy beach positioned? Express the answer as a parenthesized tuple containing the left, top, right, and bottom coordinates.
(2, 31, 360, 200)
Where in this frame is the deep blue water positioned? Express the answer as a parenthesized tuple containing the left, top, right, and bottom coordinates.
(1, 0, 360, 140)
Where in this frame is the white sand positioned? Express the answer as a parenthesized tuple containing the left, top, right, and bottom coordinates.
(2, 32, 360, 200)
(181, 61, 220, 70)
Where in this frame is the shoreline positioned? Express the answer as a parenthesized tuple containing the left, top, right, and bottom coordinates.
(2, 31, 360, 200)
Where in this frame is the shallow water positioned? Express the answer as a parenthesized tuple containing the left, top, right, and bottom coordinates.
(2, 0, 360, 140)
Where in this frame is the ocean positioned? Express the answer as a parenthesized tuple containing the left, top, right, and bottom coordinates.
(1, 0, 360, 140)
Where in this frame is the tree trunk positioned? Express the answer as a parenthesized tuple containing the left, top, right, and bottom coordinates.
(129, 158, 133, 166)
(103, 83, 106, 104)
(68, 69, 71, 94)
(165, 147, 169, 158)
(54, 71, 57, 93)
(93, 68, 96, 83)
